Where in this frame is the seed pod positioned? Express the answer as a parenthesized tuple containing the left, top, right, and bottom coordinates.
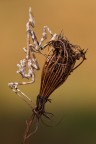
(33, 35, 87, 118)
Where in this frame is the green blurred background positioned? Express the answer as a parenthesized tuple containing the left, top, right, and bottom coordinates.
(0, 0, 96, 144)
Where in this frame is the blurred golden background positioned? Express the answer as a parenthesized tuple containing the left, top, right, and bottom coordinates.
(0, 0, 96, 144)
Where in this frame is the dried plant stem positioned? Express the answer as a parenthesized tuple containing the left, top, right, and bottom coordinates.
(22, 115, 39, 144)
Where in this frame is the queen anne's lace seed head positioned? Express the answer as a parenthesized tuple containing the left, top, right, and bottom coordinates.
(8, 7, 87, 144)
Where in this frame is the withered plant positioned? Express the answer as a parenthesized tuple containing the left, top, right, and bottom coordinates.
(8, 7, 87, 144)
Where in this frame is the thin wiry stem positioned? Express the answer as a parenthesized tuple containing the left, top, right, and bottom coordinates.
(23, 114, 39, 144)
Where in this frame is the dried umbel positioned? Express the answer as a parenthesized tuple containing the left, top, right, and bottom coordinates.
(8, 7, 87, 144)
